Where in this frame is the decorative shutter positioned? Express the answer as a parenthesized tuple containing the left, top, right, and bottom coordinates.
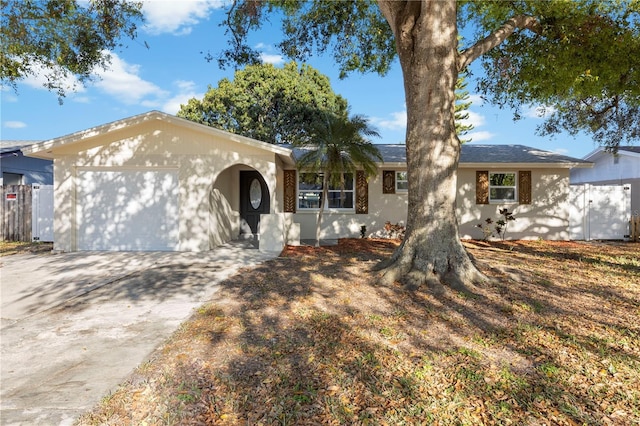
(283, 170, 297, 213)
(476, 171, 489, 204)
(518, 171, 532, 204)
(355, 170, 368, 214)
(383, 170, 395, 194)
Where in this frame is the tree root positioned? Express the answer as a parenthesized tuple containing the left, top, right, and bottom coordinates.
(373, 245, 489, 295)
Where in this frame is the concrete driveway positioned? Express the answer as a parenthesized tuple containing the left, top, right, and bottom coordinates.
(0, 242, 278, 426)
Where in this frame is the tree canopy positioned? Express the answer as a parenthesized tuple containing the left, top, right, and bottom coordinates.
(461, 1, 640, 149)
(221, 0, 639, 151)
(0, 0, 143, 99)
(177, 61, 348, 145)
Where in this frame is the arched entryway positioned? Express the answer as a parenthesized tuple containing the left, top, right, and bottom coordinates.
(239, 170, 270, 238)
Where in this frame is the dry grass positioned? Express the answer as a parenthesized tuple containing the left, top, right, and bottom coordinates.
(77, 239, 640, 425)
(0, 241, 53, 256)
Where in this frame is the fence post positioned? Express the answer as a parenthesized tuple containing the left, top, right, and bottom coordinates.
(631, 216, 640, 243)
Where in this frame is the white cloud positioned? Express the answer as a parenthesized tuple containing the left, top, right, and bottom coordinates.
(255, 43, 284, 65)
(161, 80, 204, 114)
(141, 0, 223, 35)
(4, 121, 27, 129)
(72, 95, 92, 104)
(20, 61, 85, 93)
(465, 130, 495, 142)
(93, 53, 167, 104)
(524, 104, 557, 119)
(467, 94, 484, 105)
(459, 110, 485, 129)
(552, 148, 569, 155)
(260, 53, 285, 65)
(373, 110, 407, 131)
(1, 87, 18, 102)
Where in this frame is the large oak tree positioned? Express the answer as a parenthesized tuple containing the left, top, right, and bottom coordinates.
(0, 0, 143, 99)
(219, 0, 639, 289)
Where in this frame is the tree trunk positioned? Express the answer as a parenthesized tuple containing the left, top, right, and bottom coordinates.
(376, 0, 486, 290)
(315, 175, 329, 247)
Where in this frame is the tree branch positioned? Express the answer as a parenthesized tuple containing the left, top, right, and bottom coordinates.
(457, 15, 541, 71)
(377, 0, 421, 56)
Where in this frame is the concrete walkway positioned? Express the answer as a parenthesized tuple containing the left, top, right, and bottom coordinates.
(0, 242, 278, 426)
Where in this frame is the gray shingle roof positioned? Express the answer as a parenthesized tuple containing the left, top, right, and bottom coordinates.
(459, 144, 591, 165)
(290, 143, 591, 166)
(1, 140, 42, 155)
(618, 146, 640, 154)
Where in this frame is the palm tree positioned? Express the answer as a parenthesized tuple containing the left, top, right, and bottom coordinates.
(296, 112, 382, 247)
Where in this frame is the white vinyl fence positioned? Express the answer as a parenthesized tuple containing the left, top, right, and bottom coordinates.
(569, 184, 631, 240)
(32, 184, 54, 242)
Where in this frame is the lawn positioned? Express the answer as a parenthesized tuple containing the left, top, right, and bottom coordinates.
(77, 239, 640, 425)
(0, 241, 53, 256)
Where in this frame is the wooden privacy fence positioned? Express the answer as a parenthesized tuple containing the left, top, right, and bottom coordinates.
(631, 215, 640, 243)
(1, 185, 32, 242)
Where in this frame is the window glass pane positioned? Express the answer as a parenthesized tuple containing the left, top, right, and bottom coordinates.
(490, 188, 516, 200)
(490, 173, 515, 186)
(327, 192, 354, 208)
(298, 172, 355, 210)
(396, 171, 408, 191)
(299, 173, 323, 190)
(328, 173, 354, 190)
(298, 191, 322, 209)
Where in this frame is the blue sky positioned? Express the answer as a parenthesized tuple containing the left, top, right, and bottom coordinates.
(0, 1, 601, 159)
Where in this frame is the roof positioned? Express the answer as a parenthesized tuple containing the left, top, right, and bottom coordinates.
(292, 144, 592, 168)
(459, 144, 592, 167)
(1, 140, 43, 157)
(22, 111, 294, 161)
(17, 109, 591, 169)
(583, 145, 640, 160)
(618, 146, 640, 155)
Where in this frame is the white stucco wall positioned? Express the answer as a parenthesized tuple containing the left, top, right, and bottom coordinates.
(291, 169, 408, 240)
(52, 117, 283, 252)
(291, 167, 572, 241)
(457, 168, 571, 240)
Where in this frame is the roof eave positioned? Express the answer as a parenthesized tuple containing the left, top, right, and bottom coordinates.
(459, 162, 593, 169)
(21, 110, 294, 159)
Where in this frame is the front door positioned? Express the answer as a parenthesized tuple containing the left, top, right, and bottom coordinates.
(239, 171, 270, 236)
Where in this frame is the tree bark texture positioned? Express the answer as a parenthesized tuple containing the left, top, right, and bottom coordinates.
(377, 0, 486, 290)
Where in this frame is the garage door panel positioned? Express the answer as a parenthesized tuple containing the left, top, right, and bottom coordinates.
(77, 170, 179, 251)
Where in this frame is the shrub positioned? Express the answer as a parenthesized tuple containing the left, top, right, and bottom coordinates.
(476, 208, 516, 241)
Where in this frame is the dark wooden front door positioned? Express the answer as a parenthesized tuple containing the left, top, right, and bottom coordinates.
(239, 171, 270, 235)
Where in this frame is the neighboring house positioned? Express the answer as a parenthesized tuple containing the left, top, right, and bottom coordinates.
(1, 141, 53, 185)
(570, 146, 640, 214)
(23, 111, 592, 253)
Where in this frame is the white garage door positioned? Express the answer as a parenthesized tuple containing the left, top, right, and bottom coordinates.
(77, 169, 179, 251)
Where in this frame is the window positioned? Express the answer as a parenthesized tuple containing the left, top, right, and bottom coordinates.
(2, 172, 23, 185)
(395, 171, 408, 192)
(298, 172, 354, 210)
(489, 172, 517, 203)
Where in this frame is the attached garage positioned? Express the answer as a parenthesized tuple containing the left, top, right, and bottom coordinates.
(21, 111, 293, 253)
(76, 169, 179, 251)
